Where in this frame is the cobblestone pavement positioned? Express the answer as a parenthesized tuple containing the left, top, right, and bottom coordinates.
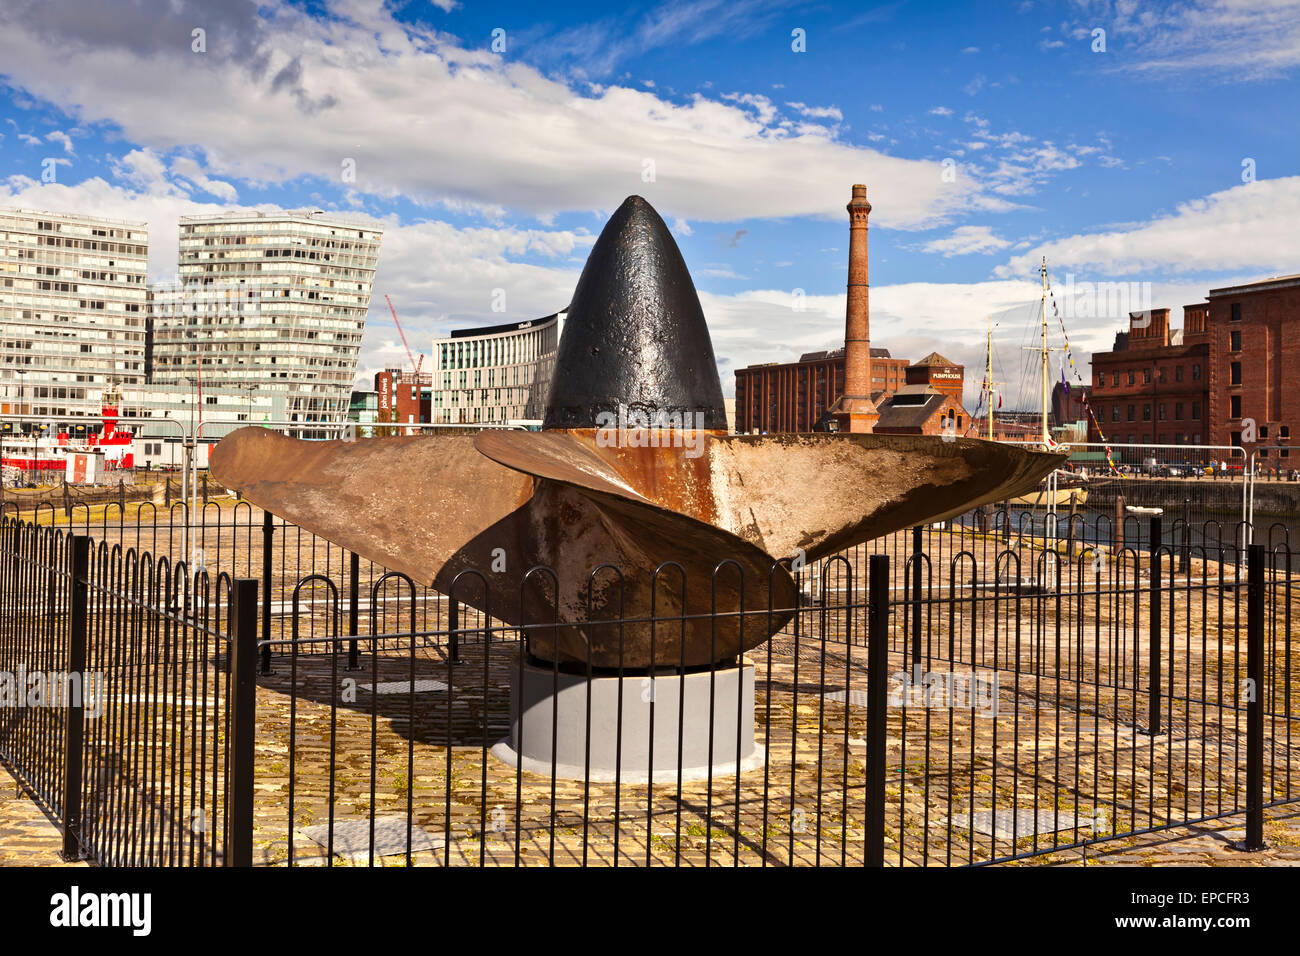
(3, 747, 1298, 866)
(238, 629, 1298, 867)
(1023, 809, 1300, 866)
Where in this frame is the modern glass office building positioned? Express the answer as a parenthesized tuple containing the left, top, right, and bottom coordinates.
(429, 311, 564, 425)
(0, 208, 150, 423)
(150, 210, 383, 430)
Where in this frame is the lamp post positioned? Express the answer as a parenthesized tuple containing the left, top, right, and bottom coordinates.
(177, 375, 199, 563)
(1152, 357, 1159, 468)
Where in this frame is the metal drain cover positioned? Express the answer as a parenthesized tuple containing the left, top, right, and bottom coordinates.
(299, 815, 444, 861)
(823, 689, 870, 707)
(359, 679, 449, 694)
(949, 809, 1088, 839)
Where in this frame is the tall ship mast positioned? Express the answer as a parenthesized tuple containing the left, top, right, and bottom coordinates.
(1005, 258, 1089, 509)
(1039, 257, 1052, 446)
(984, 314, 997, 441)
(1021, 256, 1059, 449)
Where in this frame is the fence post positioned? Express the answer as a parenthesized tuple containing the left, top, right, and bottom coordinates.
(1114, 494, 1125, 552)
(225, 577, 259, 867)
(1147, 517, 1162, 736)
(347, 551, 360, 671)
(1238, 543, 1266, 851)
(1179, 498, 1191, 574)
(59, 534, 90, 861)
(865, 553, 890, 868)
(910, 526, 922, 669)
(1066, 492, 1078, 555)
(259, 511, 273, 675)
(448, 595, 461, 665)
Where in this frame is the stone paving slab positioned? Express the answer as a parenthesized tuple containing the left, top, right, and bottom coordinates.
(0, 759, 87, 867)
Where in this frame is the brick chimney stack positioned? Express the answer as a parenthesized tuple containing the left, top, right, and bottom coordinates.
(834, 184, 878, 432)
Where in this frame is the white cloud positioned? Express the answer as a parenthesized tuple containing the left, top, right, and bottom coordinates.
(170, 156, 238, 202)
(922, 225, 1012, 256)
(354, 218, 591, 383)
(928, 106, 954, 117)
(996, 176, 1300, 277)
(701, 266, 747, 279)
(786, 101, 844, 121)
(110, 148, 173, 194)
(1070, 0, 1300, 79)
(953, 112, 1108, 196)
(46, 130, 74, 153)
(0, 0, 987, 230)
(718, 91, 779, 125)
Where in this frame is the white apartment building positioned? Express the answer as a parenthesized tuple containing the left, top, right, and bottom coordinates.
(430, 312, 564, 425)
(0, 209, 149, 421)
(150, 209, 382, 430)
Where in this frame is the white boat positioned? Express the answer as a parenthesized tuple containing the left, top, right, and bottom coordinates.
(1010, 483, 1089, 508)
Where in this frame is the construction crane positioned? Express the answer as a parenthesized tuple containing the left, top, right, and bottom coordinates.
(384, 294, 423, 375)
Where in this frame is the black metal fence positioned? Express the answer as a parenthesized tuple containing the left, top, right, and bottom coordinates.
(0, 506, 1295, 866)
(0, 516, 242, 865)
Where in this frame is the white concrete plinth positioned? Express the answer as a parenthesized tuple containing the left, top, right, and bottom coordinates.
(490, 659, 762, 783)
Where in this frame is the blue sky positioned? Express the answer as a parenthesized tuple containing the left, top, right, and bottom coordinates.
(1, 0, 1297, 408)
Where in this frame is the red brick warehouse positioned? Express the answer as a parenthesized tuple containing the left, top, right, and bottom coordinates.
(1088, 275, 1300, 467)
(1088, 307, 1210, 450)
(1204, 275, 1300, 466)
(732, 347, 905, 434)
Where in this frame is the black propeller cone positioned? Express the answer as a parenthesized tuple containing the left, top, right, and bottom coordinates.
(543, 195, 728, 430)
